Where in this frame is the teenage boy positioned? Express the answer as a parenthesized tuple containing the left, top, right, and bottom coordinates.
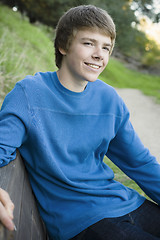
(0, 5, 160, 240)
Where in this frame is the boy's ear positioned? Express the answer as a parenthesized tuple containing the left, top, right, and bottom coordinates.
(59, 47, 67, 55)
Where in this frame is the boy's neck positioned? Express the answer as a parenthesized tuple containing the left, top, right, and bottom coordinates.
(56, 70, 88, 93)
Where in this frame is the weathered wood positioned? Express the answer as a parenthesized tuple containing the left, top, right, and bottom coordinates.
(0, 151, 48, 240)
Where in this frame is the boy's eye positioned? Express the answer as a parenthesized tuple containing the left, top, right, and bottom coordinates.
(103, 46, 110, 51)
(83, 42, 93, 46)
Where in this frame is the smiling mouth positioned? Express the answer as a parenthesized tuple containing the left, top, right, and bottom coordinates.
(85, 63, 101, 69)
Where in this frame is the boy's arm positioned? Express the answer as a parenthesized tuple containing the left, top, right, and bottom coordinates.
(0, 188, 15, 231)
(107, 102, 160, 204)
(0, 83, 29, 167)
(0, 83, 29, 230)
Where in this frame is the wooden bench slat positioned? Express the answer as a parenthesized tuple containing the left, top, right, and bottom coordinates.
(0, 151, 48, 240)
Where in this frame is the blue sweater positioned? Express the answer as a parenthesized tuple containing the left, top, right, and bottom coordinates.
(1, 71, 160, 239)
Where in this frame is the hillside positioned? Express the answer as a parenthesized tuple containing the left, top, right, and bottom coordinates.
(0, 4, 160, 106)
(0, 4, 55, 105)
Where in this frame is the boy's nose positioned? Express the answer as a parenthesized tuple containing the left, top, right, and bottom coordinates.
(92, 48, 103, 60)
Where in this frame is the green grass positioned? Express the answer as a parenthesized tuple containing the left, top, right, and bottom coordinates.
(0, 4, 56, 103)
(100, 58, 160, 103)
(0, 4, 159, 198)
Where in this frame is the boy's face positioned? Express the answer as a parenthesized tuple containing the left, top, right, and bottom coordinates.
(59, 29, 112, 91)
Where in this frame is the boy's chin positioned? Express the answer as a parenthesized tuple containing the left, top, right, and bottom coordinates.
(86, 75, 99, 83)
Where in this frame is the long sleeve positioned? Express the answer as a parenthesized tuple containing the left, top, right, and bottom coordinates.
(107, 101, 160, 204)
(0, 83, 30, 166)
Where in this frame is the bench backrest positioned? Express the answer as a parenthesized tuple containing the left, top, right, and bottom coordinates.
(0, 151, 48, 240)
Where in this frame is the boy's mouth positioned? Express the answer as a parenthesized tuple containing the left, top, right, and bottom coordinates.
(85, 63, 101, 69)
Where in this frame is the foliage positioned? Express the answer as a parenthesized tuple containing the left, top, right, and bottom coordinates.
(0, 4, 55, 104)
(97, 0, 160, 63)
(0, 0, 91, 27)
(141, 40, 160, 66)
(132, 0, 160, 22)
(100, 0, 143, 55)
(1, 0, 159, 24)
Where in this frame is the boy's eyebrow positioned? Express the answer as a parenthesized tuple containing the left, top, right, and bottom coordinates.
(81, 37, 111, 46)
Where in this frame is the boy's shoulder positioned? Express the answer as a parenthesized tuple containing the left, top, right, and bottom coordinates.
(93, 78, 119, 98)
(92, 79, 127, 114)
(18, 71, 54, 89)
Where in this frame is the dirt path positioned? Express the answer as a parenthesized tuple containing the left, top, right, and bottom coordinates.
(116, 88, 160, 163)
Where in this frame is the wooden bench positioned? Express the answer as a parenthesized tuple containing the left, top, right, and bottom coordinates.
(0, 151, 48, 240)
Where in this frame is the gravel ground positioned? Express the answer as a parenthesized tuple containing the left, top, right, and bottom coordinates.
(116, 88, 160, 163)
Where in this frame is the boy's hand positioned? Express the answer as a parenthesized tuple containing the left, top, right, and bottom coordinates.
(0, 188, 15, 231)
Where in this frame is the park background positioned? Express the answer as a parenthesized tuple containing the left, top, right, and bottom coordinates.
(0, 0, 160, 198)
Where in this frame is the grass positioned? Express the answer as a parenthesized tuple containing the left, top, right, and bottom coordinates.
(100, 58, 160, 103)
(0, 4, 56, 104)
(0, 4, 159, 198)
